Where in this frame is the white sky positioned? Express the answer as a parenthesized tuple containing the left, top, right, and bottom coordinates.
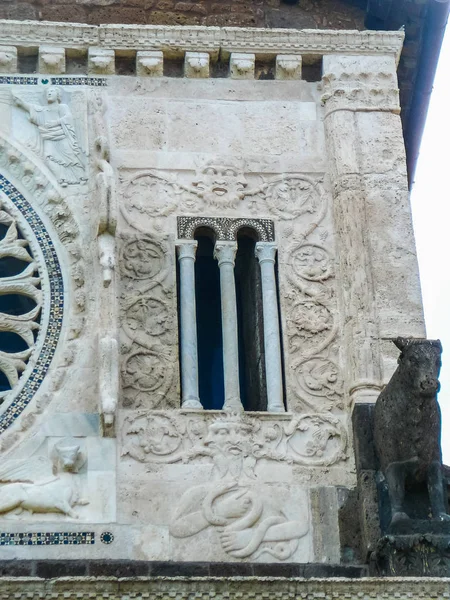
(410, 24, 450, 463)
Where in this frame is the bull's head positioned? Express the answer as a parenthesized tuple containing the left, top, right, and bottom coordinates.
(394, 337, 442, 396)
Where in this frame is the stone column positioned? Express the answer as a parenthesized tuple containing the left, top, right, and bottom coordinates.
(213, 241, 242, 411)
(255, 242, 285, 413)
(176, 240, 202, 409)
(322, 53, 406, 403)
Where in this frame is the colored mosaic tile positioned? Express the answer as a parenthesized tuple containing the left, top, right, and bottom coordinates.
(0, 532, 95, 545)
(0, 76, 38, 85)
(100, 531, 114, 544)
(50, 77, 107, 86)
(0, 175, 64, 433)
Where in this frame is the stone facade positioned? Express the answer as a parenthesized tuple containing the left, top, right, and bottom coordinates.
(0, 20, 428, 578)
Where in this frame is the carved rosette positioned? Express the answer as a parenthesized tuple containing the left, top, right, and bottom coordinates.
(119, 234, 179, 409)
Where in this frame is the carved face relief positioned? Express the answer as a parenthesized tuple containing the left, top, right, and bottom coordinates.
(193, 163, 248, 208)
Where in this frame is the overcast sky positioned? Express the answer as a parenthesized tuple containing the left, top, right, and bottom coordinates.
(410, 25, 450, 462)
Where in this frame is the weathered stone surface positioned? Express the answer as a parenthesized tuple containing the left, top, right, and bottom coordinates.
(374, 338, 448, 527)
(0, 22, 428, 571)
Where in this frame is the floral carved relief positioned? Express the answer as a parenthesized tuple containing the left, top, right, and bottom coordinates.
(119, 234, 178, 410)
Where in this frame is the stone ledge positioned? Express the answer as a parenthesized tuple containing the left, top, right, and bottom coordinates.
(0, 560, 369, 579)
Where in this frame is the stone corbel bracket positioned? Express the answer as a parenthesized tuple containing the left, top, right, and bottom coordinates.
(0, 22, 404, 78)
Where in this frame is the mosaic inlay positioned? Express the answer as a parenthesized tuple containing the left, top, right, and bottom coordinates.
(0, 77, 107, 86)
(177, 216, 275, 242)
(100, 531, 114, 544)
(0, 175, 64, 434)
(0, 76, 38, 85)
(50, 77, 107, 86)
(0, 532, 95, 545)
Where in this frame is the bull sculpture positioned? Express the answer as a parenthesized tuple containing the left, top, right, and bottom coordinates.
(374, 337, 449, 525)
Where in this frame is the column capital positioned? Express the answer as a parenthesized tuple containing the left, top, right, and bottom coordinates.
(255, 241, 277, 264)
(176, 239, 198, 261)
(214, 241, 237, 267)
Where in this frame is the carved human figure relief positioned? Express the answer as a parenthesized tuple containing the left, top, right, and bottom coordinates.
(0, 440, 88, 519)
(167, 413, 309, 561)
(12, 87, 86, 186)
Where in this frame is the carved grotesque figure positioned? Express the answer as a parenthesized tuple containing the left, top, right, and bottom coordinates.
(192, 160, 248, 208)
(374, 337, 449, 524)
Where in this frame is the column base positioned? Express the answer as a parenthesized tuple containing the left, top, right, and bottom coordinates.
(268, 404, 285, 413)
(223, 398, 244, 412)
(182, 399, 203, 409)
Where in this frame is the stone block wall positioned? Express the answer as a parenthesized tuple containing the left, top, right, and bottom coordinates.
(0, 0, 366, 29)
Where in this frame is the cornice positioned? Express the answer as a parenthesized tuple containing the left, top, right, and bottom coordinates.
(0, 576, 448, 598)
(0, 21, 404, 61)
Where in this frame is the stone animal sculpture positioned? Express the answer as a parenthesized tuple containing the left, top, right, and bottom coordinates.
(0, 441, 88, 518)
(374, 337, 449, 524)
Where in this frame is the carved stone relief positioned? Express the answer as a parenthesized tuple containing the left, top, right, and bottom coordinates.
(119, 165, 327, 231)
(0, 131, 86, 447)
(122, 410, 347, 561)
(0, 201, 42, 402)
(122, 410, 348, 469)
(11, 87, 87, 187)
(119, 234, 179, 410)
(119, 161, 343, 414)
(0, 440, 88, 519)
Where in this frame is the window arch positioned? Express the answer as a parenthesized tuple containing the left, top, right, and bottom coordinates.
(177, 216, 285, 413)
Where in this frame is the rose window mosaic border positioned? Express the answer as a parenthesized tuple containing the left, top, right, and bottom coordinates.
(0, 174, 64, 434)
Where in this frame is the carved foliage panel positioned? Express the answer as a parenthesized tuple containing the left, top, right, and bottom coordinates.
(119, 233, 179, 410)
(119, 160, 344, 415)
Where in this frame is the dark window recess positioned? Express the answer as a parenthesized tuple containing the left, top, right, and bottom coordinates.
(194, 230, 225, 410)
(235, 229, 267, 411)
(177, 225, 283, 411)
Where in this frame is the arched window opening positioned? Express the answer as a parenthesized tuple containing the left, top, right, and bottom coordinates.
(194, 229, 224, 410)
(176, 216, 284, 413)
(235, 228, 267, 411)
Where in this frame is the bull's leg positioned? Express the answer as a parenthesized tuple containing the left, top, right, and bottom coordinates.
(386, 461, 409, 523)
(428, 460, 450, 521)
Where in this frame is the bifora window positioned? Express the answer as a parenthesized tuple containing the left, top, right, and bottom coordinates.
(176, 216, 285, 413)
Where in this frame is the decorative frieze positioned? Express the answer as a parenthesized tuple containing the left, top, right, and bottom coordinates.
(177, 216, 274, 243)
(0, 576, 447, 600)
(0, 22, 404, 62)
